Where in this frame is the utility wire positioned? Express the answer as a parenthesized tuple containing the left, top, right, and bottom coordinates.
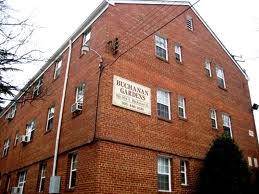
(105, 0, 200, 69)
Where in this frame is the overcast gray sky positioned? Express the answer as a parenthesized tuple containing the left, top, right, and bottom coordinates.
(8, 0, 259, 140)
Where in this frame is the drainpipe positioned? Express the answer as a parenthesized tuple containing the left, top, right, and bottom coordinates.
(49, 40, 72, 194)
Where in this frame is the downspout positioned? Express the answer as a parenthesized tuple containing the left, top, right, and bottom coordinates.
(49, 40, 72, 193)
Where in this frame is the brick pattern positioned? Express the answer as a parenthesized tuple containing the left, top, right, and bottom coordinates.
(0, 3, 258, 194)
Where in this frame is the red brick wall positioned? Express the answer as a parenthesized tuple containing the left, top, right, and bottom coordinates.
(0, 3, 258, 194)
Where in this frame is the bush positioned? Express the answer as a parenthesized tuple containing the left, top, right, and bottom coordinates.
(197, 135, 251, 194)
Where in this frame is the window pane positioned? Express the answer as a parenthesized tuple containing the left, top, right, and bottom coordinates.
(223, 126, 231, 138)
(156, 46, 167, 59)
(157, 103, 169, 119)
(70, 171, 77, 188)
(179, 107, 184, 118)
(158, 174, 169, 191)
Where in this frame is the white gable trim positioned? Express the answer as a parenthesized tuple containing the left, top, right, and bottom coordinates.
(108, 0, 190, 6)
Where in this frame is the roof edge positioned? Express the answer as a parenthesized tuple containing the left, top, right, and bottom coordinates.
(0, 0, 109, 117)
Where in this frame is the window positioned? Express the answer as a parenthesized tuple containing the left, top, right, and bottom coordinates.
(158, 156, 171, 192)
(75, 84, 85, 104)
(17, 171, 27, 194)
(46, 107, 55, 131)
(155, 35, 168, 60)
(2, 138, 10, 157)
(248, 157, 253, 167)
(69, 154, 78, 189)
(14, 132, 19, 146)
(38, 164, 46, 192)
(54, 60, 62, 79)
(216, 67, 226, 88)
(180, 160, 188, 186)
(4, 175, 11, 193)
(26, 120, 36, 141)
(178, 96, 186, 119)
(174, 44, 182, 63)
(254, 158, 258, 168)
(205, 61, 212, 77)
(5, 104, 16, 120)
(83, 30, 91, 47)
(157, 90, 171, 120)
(33, 78, 43, 97)
(210, 109, 217, 129)
(186, 16, 193, 31)
(222, 114, 232, 138)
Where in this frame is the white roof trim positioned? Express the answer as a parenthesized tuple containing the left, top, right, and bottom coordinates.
(108, 0, 190, 6)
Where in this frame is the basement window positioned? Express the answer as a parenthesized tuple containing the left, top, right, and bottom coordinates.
(180, 160, 188, 186)
(69, 153, 78, 189)
(155, 35, 168, 61)
(158, 156, 171, 192)
(38, 164, 46, 192)
(17, 171, 27, 194)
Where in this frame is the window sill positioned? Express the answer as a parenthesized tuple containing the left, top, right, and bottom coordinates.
(158, 116, 172, 123)
(44, 129, 52, 135)
(175, 59, 183, 64)
(181, 183, 188, 187)
(66, 188, 75, 192)
(218, 85, 227, 91)
(158, 190, 172, 193)
(156, 55, 169, 63)
(179, 117, 187, 122)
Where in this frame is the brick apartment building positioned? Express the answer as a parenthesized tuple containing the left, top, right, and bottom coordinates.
(0, 0, 258, 193)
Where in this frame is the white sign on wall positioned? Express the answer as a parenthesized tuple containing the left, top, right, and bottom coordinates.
(112, 75, 151, 115)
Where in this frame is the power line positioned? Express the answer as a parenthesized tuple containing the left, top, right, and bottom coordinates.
(105, 0, 201, 69)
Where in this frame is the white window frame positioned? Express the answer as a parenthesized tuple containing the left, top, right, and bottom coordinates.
(83, 30, 91, 47)
(175, 44, 182, 63)
(46, 107, 55, 131)
(38, 164, 46, 192)
(2, 138, 10, 157)
(157, 156, 171, 192)
(216, 67, 226, 88)
(75, 84, 85, 104)
(26, 120, 36, 141)
(155, 35, 168, 61)
(248, 157, 253, 167)
(17, 171, 26, 194)
(5, 104, 16, 119)
(69, 154, 78, 189)
(178, 96, 186, 119)
(33, 78, 43, 97)
(180, 160, 188, 186)
(157, 89, 171, 120)
(54, 60, 62, 79)
(222, 113, 232, 138)
(210, 109, 218, 129)
(254, 158, 258, 168)
(205, 61, 212, 77)
(186, 16, 193, 31)
(14, 133, 19, 146)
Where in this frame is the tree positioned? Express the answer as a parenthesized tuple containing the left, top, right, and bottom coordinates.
(197, 135, 251, 194)
(0, 0, 42, 108)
